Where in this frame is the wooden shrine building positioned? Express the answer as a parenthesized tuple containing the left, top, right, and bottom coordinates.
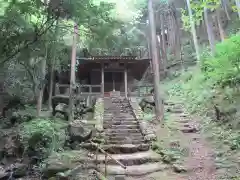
(76, 56, 150, 97)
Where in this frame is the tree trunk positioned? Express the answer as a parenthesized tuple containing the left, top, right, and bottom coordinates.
(48, 19, 59, 110)
(221, 0, 231, 20)
(157, 34, 165, 72)
(68, 24, 78, 121)
(171, 3, 182, 63)
(148, 0, 163, 122)
(37, 44, 48, 116)
(186, 0, 200, 61)
(167, 13, 174, 52)
(204, 6, 215, 54)
(216, 8, 226, 41)
(160, 14, 167, 72)
(235, 0, 240, 19)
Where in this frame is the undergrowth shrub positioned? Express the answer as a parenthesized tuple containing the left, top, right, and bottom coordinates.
(203, 35, 240, 89)
(19, 118, 67, 159)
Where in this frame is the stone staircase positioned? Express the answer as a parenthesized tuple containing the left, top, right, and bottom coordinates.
(97, 97, 167, 179)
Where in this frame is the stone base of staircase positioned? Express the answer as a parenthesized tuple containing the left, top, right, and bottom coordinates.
(94, 97, 166, 178)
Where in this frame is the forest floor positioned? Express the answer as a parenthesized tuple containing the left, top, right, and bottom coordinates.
(147, 70, 240, 180)
(153, 102, 217, 180)
(136, 102, 217, 180)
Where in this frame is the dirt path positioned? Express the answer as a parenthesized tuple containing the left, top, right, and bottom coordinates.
(151, 102, 218, 180)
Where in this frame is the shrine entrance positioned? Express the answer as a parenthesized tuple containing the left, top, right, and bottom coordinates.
(104, 71, 124, 92)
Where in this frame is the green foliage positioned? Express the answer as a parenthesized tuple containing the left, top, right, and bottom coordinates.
(203, 35, 240, 88)
(180, 0, 236, 30)
(0, 0, 148, 98)
(163, 34, 240, 154)
(180, 0, 205, 31)
(19, 118, 67, 157)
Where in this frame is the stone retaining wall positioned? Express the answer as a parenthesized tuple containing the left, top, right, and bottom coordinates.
(129, 97, 156, 141)
(93, 97, 104, 132)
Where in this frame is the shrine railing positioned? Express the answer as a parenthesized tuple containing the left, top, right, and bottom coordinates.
(55, 83, 102, 96)
(77, 84, 102, 94)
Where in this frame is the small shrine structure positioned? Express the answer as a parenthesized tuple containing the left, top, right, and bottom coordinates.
(76, 55, 150, 97)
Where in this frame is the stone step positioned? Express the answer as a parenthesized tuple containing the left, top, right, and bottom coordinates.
(105, 129, 141, 134)
(104, 119, 137, 123)
(103, 124, 139, 129)
(102, 144, 150, 154)
(98, 162, 168, 176)
(103, 121, 139, 126)
(103, 114, 134, 117)
(103, 119, 136, 122)
(104, 132, 143, 138)
(106, 139, 145, 145)
(106, 136, 144, 141)
(96, 151, 161, 166)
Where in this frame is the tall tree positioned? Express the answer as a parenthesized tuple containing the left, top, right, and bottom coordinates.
(48, 19, 59, 110)
(236, 0, 240, 19)
(185, 0, 200, 61)
(68, 23, 77, 122)
(204, 4, 215, 54)
(37, 42, 48, 116)
(148, 0, 163, 122)
(216, 8, 226, 41)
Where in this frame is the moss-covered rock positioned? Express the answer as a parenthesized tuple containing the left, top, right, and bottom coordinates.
(19, 118, 67, 159)
(41, 150, 90, 178)
(68, 120, 92, 143)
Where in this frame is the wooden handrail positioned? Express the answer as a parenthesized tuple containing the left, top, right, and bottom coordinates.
(90, 140, 126, 177)
(90, 141, 126, 169)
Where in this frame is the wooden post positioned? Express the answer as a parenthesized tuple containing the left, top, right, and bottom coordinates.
(89, 85, 92, 93)
(68, 24, 77, 121)
(104, 153, 107, 176)
(101, 63, 104, 97)
(124, 66, 128, 98)
(112, 73, 115, 92)
(148, 0, 163, 122)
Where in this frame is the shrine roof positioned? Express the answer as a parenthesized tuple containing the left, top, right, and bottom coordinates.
(91, 55, 137, 61)
(77, 56, 138, 63)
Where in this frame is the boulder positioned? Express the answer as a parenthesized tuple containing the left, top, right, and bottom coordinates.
(0, 166, 9, 180)
(172, 163, 187, 173)
(143, 96, 155, 104)
(54, 103, 77, 120)
(11, 163, 28, 178)
(139, 121, 156, 141)
(144, 133, 157, 141)
(68, 120, 92, 142)
(55, 103, 69, 114)
(2, 132, 23, 159)
(42, 150, 90, 178)
(139, 96, 155, 111)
